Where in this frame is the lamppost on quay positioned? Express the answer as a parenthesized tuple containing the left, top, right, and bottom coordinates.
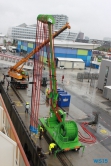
(88, 41, 95, 82)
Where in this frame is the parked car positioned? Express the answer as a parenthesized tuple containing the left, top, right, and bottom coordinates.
(9, 46, 17, 53)
(0, 46, 7, 53)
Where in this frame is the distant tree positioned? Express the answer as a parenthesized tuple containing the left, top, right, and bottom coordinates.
(12, 39, 17, 46)
(12, 39, 15, 45)
(96, 46, 109, 52)
(4, 39, 6, 46)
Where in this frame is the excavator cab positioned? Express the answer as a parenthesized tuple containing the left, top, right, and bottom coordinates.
(21, 70, 28, 76)
(20, 70, 29, 80)
(11, 70, 29, 89)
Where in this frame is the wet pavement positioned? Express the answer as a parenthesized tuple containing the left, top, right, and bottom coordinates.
(0, 65, 111, 166)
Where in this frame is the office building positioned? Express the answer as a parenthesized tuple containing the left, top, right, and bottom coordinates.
(77, 32, 84, 40)
(7, 23, 36, 39)
(7, 15, 78, 41)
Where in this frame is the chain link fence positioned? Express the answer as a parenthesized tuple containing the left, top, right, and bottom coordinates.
(77, 72, 99, 85)
(77, 73, 84, 82)
(90, 73, 99, 87)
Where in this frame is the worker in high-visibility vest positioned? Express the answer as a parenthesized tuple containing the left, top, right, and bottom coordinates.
(45, 87, 50, 103)
(25, 102, 30, 114)
(39, 126, 44, 140)
(49, 143, 56, 155)
(45, 87, 50, 96)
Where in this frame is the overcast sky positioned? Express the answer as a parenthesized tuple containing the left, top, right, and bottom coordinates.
(0, 0, 111, 40)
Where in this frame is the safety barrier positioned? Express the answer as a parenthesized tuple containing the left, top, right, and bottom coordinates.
(0, 53, 33, 69)
(77, 72, 99, 82)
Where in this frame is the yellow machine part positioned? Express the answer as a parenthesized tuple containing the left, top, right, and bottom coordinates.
(8, 71, 23, 80)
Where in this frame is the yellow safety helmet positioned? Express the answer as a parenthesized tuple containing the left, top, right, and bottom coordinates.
(26, 102, 29, 104)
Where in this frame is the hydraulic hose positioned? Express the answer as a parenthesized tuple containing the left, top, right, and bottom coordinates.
(79, 122, 96, 144)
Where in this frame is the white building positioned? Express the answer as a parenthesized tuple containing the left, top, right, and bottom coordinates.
(52, 15, 68, 30)
(7, 15, 78, 41)
(98, 59, 111, 90)
(7, 23, 36, 39)
(57, 57, 85, 69)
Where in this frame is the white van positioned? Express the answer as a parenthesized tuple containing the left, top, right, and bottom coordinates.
(0, 46, 7, 53)
(9, 46, 16, 53)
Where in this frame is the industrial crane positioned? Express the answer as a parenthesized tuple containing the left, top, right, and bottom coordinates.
(8, 19, 70, 89)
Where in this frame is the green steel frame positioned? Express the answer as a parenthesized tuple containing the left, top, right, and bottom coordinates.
(38, 14, 84, 154)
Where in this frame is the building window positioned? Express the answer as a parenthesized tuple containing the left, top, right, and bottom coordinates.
(105, 66, 109, 78)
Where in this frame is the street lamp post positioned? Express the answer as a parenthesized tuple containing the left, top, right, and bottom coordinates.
(88, 58, 92, 82)
(88, 41, 95, 82)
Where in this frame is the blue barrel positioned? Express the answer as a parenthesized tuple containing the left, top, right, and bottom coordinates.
(57, 88, 64, 91)
(58, 91, 67, 96)
(58, 94, 71, 107)
(57, 88, 60, 91)
(57, 89, 64, 93)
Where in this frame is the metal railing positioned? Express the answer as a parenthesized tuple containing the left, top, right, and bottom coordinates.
(0, 53, 33, 69)
(77, 72, 99, 82)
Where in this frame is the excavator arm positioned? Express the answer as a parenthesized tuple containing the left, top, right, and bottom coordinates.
(8, 22, 70, 80)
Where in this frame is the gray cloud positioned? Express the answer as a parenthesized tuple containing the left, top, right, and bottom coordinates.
(0, 0, 111, 40)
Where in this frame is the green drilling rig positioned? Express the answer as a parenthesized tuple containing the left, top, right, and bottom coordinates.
(38, 14, 84, 154)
